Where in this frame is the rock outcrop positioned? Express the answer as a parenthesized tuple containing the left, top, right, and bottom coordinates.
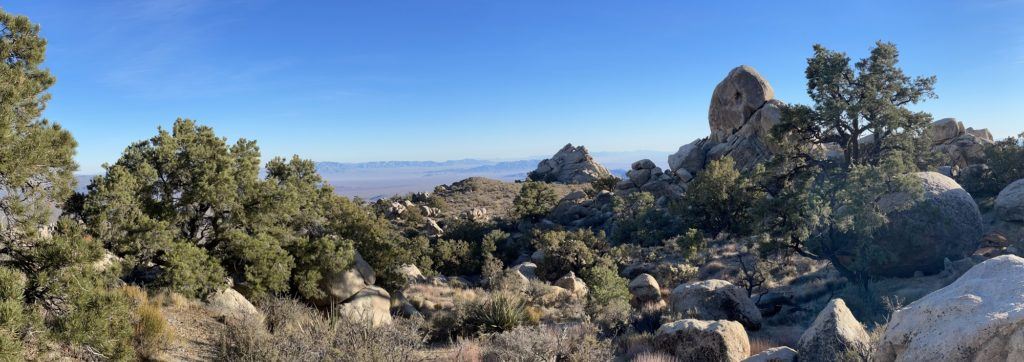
(528, 144, 611, 184)
(875, 255, 1024, 361)
(669, 279, 763, 330)
(629, 273, 662, 303)
(797, 298, 870, 362)
(667, 66, 783, 179)
(654, 319, 750, 362)
(615, 159, 685, 198)
(872, 172, 983, 277)
(927, 118, 994, 169)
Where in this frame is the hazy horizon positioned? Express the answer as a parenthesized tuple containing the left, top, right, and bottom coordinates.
(4, 0, 1022, 174)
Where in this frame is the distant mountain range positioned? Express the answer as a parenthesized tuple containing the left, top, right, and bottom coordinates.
(74, 150, 671, 200)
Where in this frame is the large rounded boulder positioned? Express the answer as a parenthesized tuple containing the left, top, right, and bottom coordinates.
(995, 179, 1024, 222)
(669, 279, 762, 330)
(654, 319, 750, 362)
(872, 172, 983, 277)
(316, 251, 375, 306)
(874, 255, 1024, 361)
(709, 66, 774, 143)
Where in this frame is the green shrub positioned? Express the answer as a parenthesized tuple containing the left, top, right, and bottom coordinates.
(0, 268, 26, 302)
(53, 272, 137, 360)
(610, 192, 680, 246)
(157, 242, 227, 298)
(581, 263, 630, 309)
(292, 236, 355, 302)
(674, 157, 761, 237)
(533, 229, 611, 281)
(590, 175, 620, 194)
(513, 181, 558, 222)
(222, 231, 295, 299)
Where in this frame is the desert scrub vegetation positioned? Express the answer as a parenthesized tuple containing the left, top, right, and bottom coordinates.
(219, 297, 427, 361)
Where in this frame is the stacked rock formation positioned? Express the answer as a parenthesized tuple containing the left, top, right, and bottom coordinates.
(668, 66, 783, 181)
(926, 118, 994, 169)
(528, 143, 611, 184)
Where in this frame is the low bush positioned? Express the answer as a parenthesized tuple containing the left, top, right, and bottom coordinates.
(218, 297, 428, 361)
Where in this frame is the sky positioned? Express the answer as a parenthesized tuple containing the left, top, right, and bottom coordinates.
(3, 0, 1023, 174)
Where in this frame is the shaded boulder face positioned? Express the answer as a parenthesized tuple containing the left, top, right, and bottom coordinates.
(629, 273, 662, 303)
(669, 279, 762, 330)
(337, 285, 393, 326)
(316, 251, 375, 306)
(654, 319, 750, 362)
(871, 172, 983, 277)
(797, 298, 870, 362)
(709, 65, 775, 143)
(996, 179, 1024, 222)
(875, 255, 1024, 362)
(528, 143, 611, 184)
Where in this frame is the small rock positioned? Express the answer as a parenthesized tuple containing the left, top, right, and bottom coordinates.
(629, 273, 662, 303)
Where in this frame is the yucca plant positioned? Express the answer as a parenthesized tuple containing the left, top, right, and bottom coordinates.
(467, 292, 528, 334)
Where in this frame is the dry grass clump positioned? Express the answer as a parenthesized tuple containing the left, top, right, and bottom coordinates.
(749, 337, 782, 356)
(218, 297, 428, 361)
(121, 286, 175, 360)
(480, 323, 612, 362)
(631, 352, 682, 362)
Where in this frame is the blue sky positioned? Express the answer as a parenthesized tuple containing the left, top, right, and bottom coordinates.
(4, 0, 1023, 173)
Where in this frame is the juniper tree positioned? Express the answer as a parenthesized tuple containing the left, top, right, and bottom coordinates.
(82, 119, 425, 298)
(755, 42, 933, 287)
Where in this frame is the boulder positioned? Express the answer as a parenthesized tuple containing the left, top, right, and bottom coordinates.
(206, 287, 263, 323)
(629, 273, 662, 303)
(509, 262, 538, 281)
(996, 179, 1024, 222)
(965, 127, 993, 142)
(397, 264, 425, 284)
(668, 140, 707, 176)
(317, 251, 375, 306)
(654, 319, 750, 362)
(872, 172, 983, 277)
(528, 143, 611, 184)
(337, 285, 393, 326)
(926, 118, 965, 144)
(709, 65, 775, 142)
(424, 218, 444, 237)
(742, 346, 797, 362)
(875, 255, 1024, 361)
(554, 271, 588, 297)
(797, 298, 870, 362)
(669, 279, 762, 330)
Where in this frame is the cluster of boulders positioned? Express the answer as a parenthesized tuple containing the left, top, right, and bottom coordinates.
(926, 117, 994, 171)
(614, 159, 685, 199)
(313, 252, 393, 325)
(548, 190, 615, 228)
(640, 254, 1024, 362)
(527, 143, 612, 184)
